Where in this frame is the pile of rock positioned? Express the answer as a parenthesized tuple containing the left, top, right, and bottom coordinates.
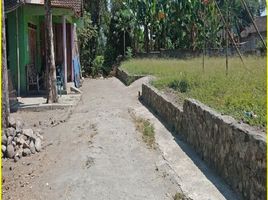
(2, 117, 43, 162)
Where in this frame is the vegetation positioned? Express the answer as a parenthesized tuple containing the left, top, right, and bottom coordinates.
(77, 12, 97, 74)
(92, 56, 104, 78)
(122, 57, 266, 127)
(132, 115, 155, 148)
(78, 0, 265, 75)
(173, 192, 190, 200)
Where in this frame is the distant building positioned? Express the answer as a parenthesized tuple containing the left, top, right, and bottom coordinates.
(240, 16, 267, 53)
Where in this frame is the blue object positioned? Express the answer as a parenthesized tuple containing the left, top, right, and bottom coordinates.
(73, 56, 81, 88)
(56, 65, 64, 96)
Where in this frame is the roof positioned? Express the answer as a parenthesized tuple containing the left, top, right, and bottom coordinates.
(4, 0, 83, 17)
(51, 0, 83, 17)
(241, 16, 267, 37)
(4, 0, 24, 13)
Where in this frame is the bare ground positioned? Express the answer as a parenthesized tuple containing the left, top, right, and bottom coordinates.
(2, 77, 239, 200)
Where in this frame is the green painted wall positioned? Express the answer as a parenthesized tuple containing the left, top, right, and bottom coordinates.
(6, 11, 18, 89)
(6, 4, 79, 95)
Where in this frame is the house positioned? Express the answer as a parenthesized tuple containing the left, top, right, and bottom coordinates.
(240, 16, 267, 53)
(4, 0, 83, 96)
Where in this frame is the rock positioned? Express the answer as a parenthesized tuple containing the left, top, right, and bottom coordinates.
(14, 156, 20, 162)
(6, 145, 15, 158)
(17, 137, 26, 145)
(22, 129, 34, 139)
(16, 120, 23, 132)
(8, 117, 16, 128)
(35, 132, 44, 140)
(29, 141, 36, 154)
(2, 145, 6, 154)
(35, 138, 42, 152)
(16, 148, 23, 158)
(7, 136, 13, 145)
(2, 134, 7, 145)
(6, 127, 16, 137)
(17, 137, 29, 148)
(22, 135, 28, 141)
(22, 148, 31, 157)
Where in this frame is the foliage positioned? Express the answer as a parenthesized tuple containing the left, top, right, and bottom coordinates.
(92, 56, 104, 77)
(125, 47, 133, 60)
(121, 57, 266, 127)
(169, 78, 190, 93)
(85, 0, 266, 73)
(77, 12, 97, 74)
(105, 0, 265, 54)
(103, 1, 130, 74)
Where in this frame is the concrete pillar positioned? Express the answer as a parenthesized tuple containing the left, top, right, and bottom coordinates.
(62, 16, 67, 90)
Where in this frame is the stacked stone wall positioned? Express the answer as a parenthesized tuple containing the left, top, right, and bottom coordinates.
(141, 83, 266, 200)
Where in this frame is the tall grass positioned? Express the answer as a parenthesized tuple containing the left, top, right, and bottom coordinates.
(121, 56, 266, 127)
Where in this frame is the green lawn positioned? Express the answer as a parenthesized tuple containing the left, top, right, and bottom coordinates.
(121, 56, 267, 127)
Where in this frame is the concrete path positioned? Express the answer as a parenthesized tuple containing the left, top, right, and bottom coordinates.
(3, 78, 239, 200)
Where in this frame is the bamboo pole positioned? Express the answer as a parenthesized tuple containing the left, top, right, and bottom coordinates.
(214, 0, 245, 65)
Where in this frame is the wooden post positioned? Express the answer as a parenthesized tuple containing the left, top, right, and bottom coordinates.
(71, 24, 74, 82)
(202, 42, 205, 72)
(62, 16, 67, 89)
(45, 0, 58, 103)
(225, 3, 229, 76)
(2, 0, 10, 128)
(123, 30, 126, 57)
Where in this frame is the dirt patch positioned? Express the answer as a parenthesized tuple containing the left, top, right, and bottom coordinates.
(10, 108, 72, 130)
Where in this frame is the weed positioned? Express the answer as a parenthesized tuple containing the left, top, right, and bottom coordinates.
(131, 114, 155, 148)
(173, 192, 191, 200)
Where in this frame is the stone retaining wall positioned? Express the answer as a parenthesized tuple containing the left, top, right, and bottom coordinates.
(141, 83, 266, 200)
(116, 68, 144, 86)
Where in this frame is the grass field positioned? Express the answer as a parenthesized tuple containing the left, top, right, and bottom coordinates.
(121, 56, 266, 127)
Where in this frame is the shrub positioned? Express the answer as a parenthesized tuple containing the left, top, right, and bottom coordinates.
(168, 78, 190, 93)
(125, 47, 133, 60)
(92, 56, 104, 78)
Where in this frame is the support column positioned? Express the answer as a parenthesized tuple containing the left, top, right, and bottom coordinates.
(71, 24, 74, 82)
(16, 9, 20, 96)
(62, 16, 67, 90)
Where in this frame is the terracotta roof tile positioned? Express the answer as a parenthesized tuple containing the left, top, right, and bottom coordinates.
(51, 0, 83, 17)
(4, 0, 83, 17)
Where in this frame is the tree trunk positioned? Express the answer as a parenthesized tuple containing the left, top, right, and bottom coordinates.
(2, 1, 10, 128)
(45, 0, 58, 103)
(144, 23, 149, 53)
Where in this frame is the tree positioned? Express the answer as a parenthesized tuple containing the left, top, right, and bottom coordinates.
(77, 12, 97, 74)
(45, 0, 58, 103)
(2, 0, 10, 128)
(84, 0, 110, 73)
(103, 0, 126, 74)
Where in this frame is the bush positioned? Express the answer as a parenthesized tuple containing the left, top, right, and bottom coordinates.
(92, 56, 104, 78)
(125, 47, 133, 60)
(77, 12, 97, 74)
(168, 79, 190, 93)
